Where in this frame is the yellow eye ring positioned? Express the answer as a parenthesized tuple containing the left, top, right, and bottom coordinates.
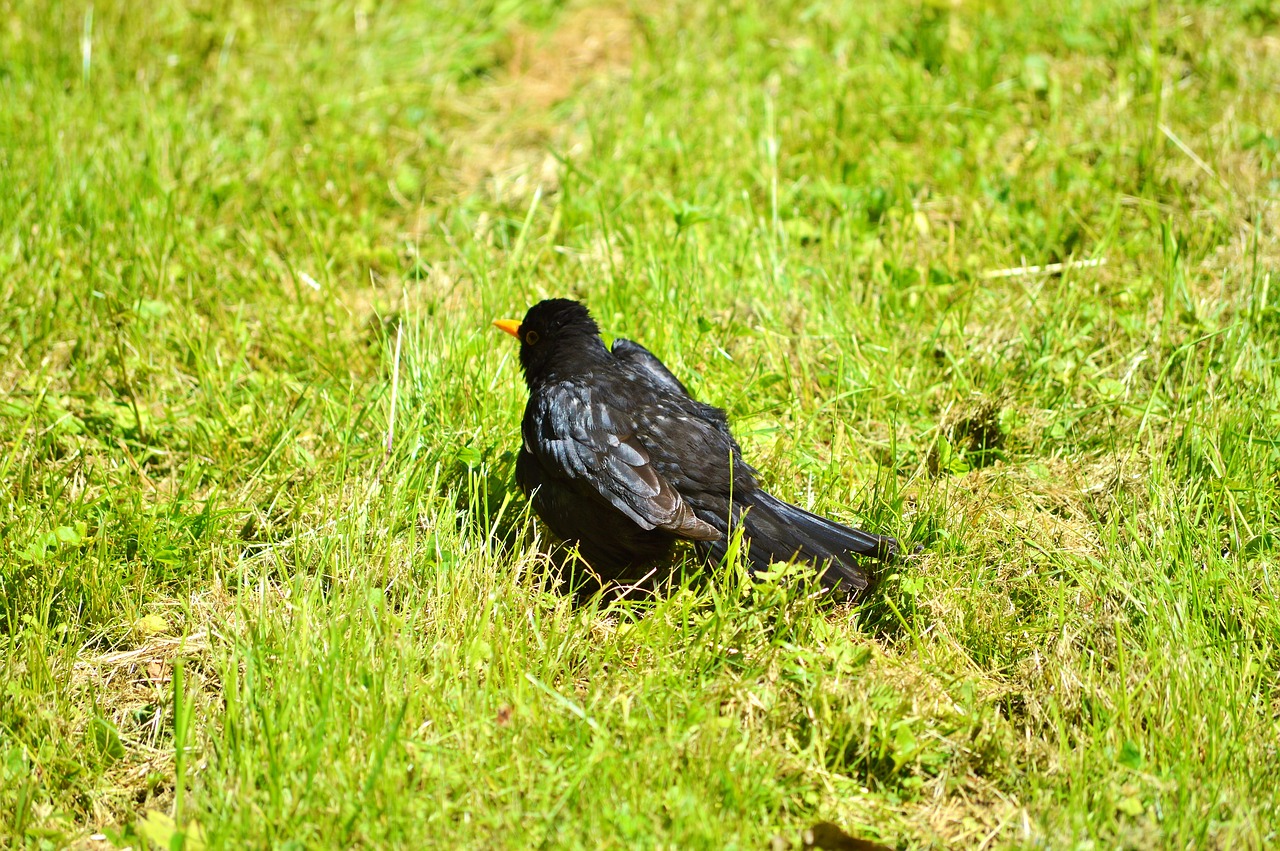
(525, 330, 540, 345)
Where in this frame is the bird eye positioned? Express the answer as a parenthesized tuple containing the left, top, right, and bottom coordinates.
(525, 330, 540, 345)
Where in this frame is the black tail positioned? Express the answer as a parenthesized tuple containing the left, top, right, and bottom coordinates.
(696, 490, 898, 598)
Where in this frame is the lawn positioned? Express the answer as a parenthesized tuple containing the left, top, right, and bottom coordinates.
(2, 0, 1278, 847)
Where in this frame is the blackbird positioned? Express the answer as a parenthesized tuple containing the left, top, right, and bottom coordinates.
(493, 299, 898, 598)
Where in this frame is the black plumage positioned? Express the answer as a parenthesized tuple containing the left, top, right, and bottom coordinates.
(495, 299, 898, 598)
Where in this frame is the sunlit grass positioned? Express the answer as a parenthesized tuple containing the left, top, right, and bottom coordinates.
(2, 0, 1278, 847)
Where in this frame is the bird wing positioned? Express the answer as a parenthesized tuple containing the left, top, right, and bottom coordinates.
(610, 338, 691, 396)
(611, 337, 749, 463)
(523, 383, 719, 541)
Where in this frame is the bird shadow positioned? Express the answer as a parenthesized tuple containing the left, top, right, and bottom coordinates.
(852, 553, 927, 644)
(446, 448, 529, 553)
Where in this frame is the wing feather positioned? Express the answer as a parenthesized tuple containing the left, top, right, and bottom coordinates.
(522, 384, 718, 540)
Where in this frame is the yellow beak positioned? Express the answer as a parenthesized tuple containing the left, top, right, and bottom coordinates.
(492, 319, 521, 338)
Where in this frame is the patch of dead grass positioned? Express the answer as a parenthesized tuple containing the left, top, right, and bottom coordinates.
(502, 3, 635, 111)
(452, 2, 637, 208)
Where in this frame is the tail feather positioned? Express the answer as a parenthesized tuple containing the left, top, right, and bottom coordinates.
(695, 490, 898, 598)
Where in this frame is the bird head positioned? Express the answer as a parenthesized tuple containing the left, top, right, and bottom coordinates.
(493, 298, 605, 387)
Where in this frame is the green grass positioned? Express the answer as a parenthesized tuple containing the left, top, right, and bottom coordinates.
(3, 0, 1279, 847)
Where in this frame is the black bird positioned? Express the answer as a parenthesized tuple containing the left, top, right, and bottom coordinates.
(493, 299, 898, 598)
